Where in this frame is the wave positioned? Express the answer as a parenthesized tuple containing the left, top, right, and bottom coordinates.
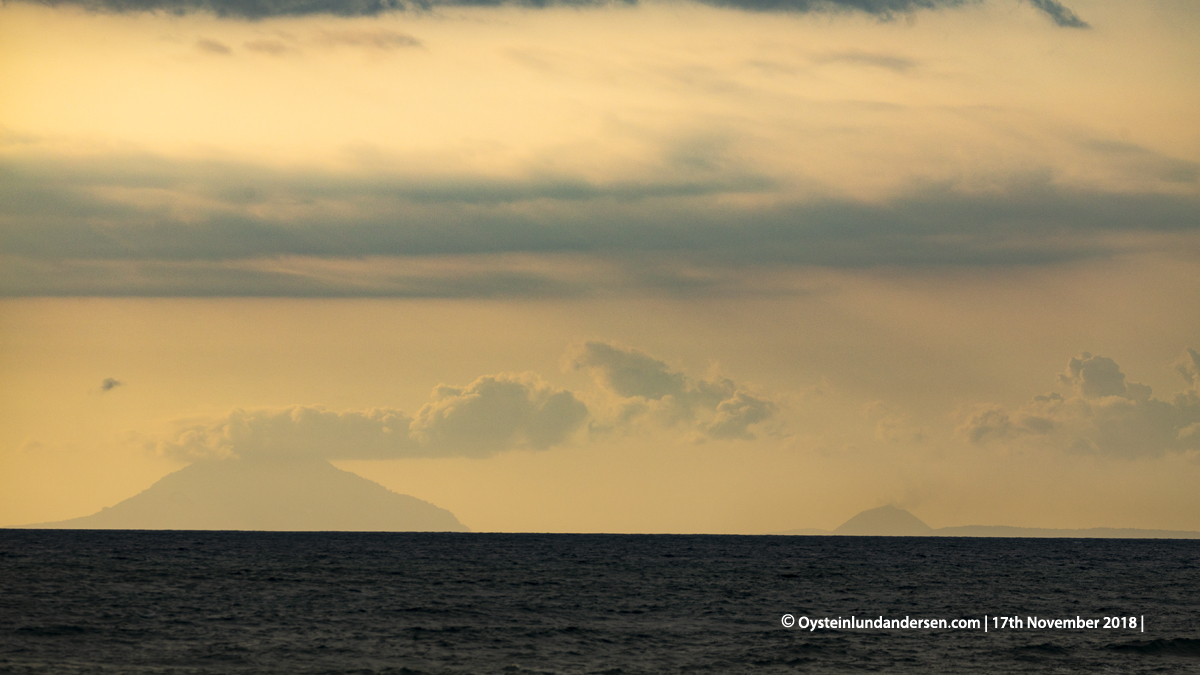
(1108, 638, 1200, 657)
(1015, 642, 1071, 656)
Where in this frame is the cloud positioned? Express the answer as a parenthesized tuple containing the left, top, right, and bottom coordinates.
(1025, 0, 1088, 28)
(409, 373, 589, 456)
(243, 31, 422, 56)
(15, 0, 1088, 26)
(243, 39, 293, 55)
(705, 390, 776, 440)
(195, 38, 232, 55)
(1058, 352, 1129, 398)
(159, 406, 419, 461)
(0, 255, 596, 298)
(1084, 140, 1200, 185)
(156, 372, 588, 461)
(570, 340, 777, 440)
(957, 404, 1052, 443)
(2, 148, 1197, 297)
(569, 341, 688, 400)
(1175, 347, 1199, 387)
(317, 29, 422, 49)
(815, 50, 917, 73)
(100, 377, 123, 391)
(154, 345, 773, 463)
(960, 350, 1200, 458)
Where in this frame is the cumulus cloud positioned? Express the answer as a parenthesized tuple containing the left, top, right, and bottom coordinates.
(409, 373, 589, 456)
(1058, 352, 1131, 398)
(957, 404, 1053, 443)
(154, 345, 774, 463)
(16, 0, 1088, 27)
(569, 341, 687, 400)
(569, 341, 777, 440)
(156, 372, 588, 461)
(960, 350, 1200, 458)
(1176, 348, 1199, 387)
(159, 406, 417, 461)
(706, 391, 776, 440)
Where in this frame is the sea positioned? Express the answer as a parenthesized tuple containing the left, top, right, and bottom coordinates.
(1, 531, 1198, 674)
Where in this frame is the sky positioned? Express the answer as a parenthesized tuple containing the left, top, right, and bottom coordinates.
(1, 0, 1198, 533)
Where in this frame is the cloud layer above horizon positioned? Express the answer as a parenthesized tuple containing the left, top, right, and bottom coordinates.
(155, 342, 1200, 465)
(155, 341, 781, 461)
(3, 0, 1195, 297)
(158, 372, 589, 460)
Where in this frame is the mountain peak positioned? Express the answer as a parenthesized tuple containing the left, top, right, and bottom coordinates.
(30, 458, 468, 532)
(833, 505, 933, 536)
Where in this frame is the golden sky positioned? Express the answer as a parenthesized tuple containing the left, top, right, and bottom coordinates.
(1, 0, 1198, 532)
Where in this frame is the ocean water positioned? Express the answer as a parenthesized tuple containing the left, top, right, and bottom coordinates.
(1, 531, 1198, 674)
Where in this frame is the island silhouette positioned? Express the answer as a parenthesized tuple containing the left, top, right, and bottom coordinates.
(19, 473, 1200, 537)
(24, 458, 467, 532)
(779, 504, 1200, 538)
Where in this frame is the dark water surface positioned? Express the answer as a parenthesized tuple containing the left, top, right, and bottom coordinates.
(1, 531, 1198, 674)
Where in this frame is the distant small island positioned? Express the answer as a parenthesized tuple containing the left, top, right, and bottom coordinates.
(778, 505, 1200, 539)
(19, 458, 468, 532)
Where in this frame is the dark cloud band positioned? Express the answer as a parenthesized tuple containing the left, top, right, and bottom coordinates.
(19, 0, 1088, 27)
(2, 160, 1194, 260)
(2, 149, 1197, 296)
